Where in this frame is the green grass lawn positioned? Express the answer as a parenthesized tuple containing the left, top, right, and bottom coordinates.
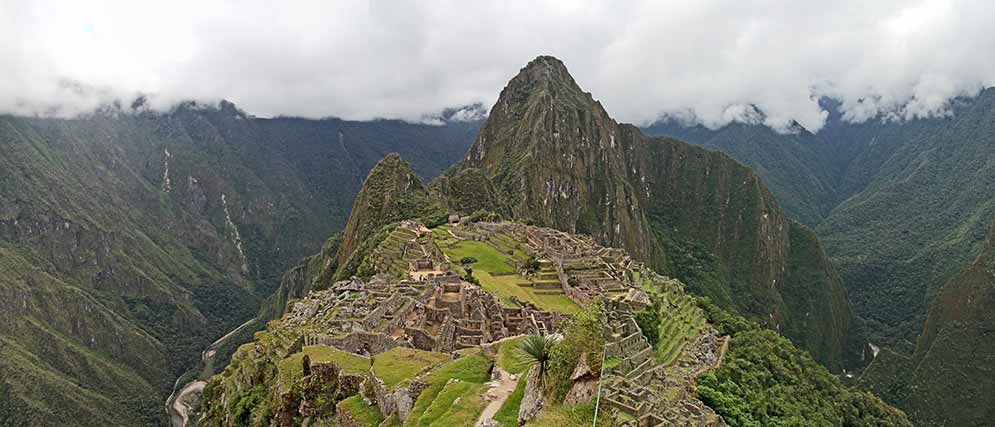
(496, 336, 529, 375)
(417, 380, 488, 427)
(277, 345, 371, 391)
(477, 271, 580, 314)
(372, 347, 450, 388)
(337, 395, 384, 426)
(445, 240, 517, 273)
(435, 231, 579, 313)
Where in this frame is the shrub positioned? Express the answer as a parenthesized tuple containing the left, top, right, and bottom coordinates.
(517, 335, 556, 378)
(544, 301, 605, 401)
(633, 305, 661, 348)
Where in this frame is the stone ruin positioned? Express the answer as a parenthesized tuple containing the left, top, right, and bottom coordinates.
(599, 299, 728, 427)
(292, 272, 566, 356)
(273, 220, 727, 426)
(286, 221, 571, 358)
(446, 222, 727, 426)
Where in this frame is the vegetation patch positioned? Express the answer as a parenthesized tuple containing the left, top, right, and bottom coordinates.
(544, 303, 604, 401)
(496, 336, 529, 375)
(337, 395, 384, 427)
(525, 402, 612, 427)
(695, 301, 912, 427)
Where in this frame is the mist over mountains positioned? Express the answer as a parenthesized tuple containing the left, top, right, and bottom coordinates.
(5, 1, 995, 129)
(4, 2, 995, 426)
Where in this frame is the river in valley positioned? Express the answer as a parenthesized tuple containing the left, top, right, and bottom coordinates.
(166, 318, 257, 427)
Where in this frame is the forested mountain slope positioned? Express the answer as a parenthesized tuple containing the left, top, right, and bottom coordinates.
(201, 152, 907, 427)
(645, 89, 995, 427)
(645, 90, 995, 349)
(0, 106, 478, 427)
(860, 220, 995, 427)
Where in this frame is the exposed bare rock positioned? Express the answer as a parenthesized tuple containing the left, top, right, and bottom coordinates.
(518, 365, 545, 425)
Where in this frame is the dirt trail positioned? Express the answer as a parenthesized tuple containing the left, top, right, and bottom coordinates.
(476, 367, 519, 426)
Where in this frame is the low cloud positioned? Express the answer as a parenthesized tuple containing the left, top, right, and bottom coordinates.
(2, 0, 994, 131)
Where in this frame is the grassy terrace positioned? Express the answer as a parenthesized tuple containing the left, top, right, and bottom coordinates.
(495, 377, 527, 427)
(477, 272, 580, 314)
(655, 292, 706, 365)
(433, 226, 580, 314)
(408, 351, 493, 427)
(446, 240, 516, 273)
(373, 347, 450, 388)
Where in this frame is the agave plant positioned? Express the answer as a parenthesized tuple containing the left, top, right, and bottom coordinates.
(517, 334, 556, 378)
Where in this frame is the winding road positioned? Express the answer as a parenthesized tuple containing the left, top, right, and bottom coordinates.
(166, 318, 257, 427)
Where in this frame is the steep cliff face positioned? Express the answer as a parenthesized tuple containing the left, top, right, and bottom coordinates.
(452, 56, 850, 369)
(862, 220, 995, 426)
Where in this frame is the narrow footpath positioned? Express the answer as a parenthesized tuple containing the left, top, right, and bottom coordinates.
(476, 367, 519, 426)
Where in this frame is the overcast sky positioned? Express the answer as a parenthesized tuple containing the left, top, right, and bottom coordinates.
(2, 0, 994, 131)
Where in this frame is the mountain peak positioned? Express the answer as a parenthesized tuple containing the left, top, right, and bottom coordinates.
(504, 55, 585, 99)
(334, 153, 444, 272)
(521, 55, 570, 76)
(464, 56, 610, 169)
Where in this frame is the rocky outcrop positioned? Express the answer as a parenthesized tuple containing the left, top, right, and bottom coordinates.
(334, 154, 446, 279)
(298, 362, 342, 417)
(518, 365, 545, 425)
(564, 354, 599, 406)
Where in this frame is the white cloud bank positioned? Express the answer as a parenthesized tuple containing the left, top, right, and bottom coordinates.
(2, 0, 994, 131)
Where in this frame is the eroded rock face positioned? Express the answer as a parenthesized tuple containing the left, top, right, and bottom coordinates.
(394, 380, 428, 421)
(565, 354, 599, 406)
(518, 365, 545, 425)
(565, 377, 599, 406)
